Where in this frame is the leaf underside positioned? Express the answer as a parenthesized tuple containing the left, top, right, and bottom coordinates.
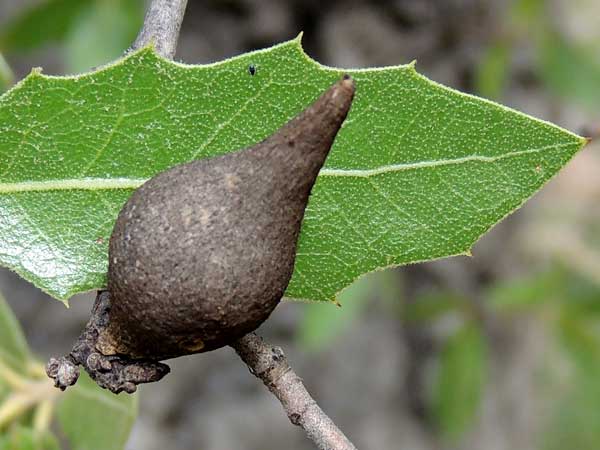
(0, 36, 587, 302)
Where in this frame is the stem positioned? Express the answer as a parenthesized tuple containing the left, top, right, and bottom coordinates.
(0, 360, 27, 391)
(231, 334, 357, 450)
(0, 382, 58, 430)
(131, 3, 358, 449)
(27, 360, 48, 380)
(0, 393, 32, 429)
(33, 400, 55, 434)
(131, 0, 188, 59)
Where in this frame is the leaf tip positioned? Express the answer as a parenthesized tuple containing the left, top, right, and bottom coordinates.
(49, 290, 71, 306)
(406, 60, 418, 75)
(294, 31, 304, 45)
(463, 249, 474, 258)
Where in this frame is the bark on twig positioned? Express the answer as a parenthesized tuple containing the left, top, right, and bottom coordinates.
(47, 291, 170, 394)
(231, 334, 357, 450)
(131, 0, 188, 59)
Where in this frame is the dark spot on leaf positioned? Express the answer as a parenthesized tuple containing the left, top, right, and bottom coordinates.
(248, 64, 256, 76)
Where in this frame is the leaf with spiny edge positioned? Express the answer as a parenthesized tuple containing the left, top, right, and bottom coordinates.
(0, 35, 587, 303)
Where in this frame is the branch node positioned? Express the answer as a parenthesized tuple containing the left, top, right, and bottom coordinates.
(46, 291, 170, 394)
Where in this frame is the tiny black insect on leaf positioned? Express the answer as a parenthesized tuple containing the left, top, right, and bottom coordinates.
(248, 64, 256, 76)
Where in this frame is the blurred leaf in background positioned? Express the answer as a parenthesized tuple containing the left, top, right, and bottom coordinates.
(56, 372, 138, 450)
(0, 426, 61, 450)
(534, 0, 600, 113)
(297, 269, 402, 352)
(0, 291, 138, 450)
(538, 32, 600, 114)
(411, 262, 600, 445)
(487, 266, 566, 311)
(476, 0, 600, 115)
(473, 15, 600, 448)
(489, 265, 600, 450)
(403, 291, 466, 323)
(544, 316, 600, 450)
(0, 295, 30, 373)
(64, 0, 144, 73)
(546, 276, 600, 450)
(0, 0, 144, 74)
(0, 53, 13, 93)
(474, 41, 511, 100)
(431, 320, 488, 441)
(0, 0, 93, 52)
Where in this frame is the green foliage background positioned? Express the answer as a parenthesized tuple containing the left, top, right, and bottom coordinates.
(0, 292, 137, 450)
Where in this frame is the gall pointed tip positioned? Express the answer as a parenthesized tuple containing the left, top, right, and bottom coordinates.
(327, 74, 355, 117)
(339, 73, 355, 95)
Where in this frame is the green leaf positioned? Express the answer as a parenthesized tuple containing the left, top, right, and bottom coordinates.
(557, 313, 600, 375)
(0, 53, 14, 93)
(560, 272, 600, 316)
(431, 322, 487, 440)
(539, 32, 600, 113)
(0, 427, 60, 450)
(0, 0, 94, 53)
(475, 42, 511, 100)
(488, 265, 600, 314)
(298, 271, 376, 351)
(543, 315, 600, 450)
(404, 291, 465, 323)
(0, 37, 587, 302)
(298, 269, 402, 350)
(0, 291, 31, 372)
(511, 0, 546, 24)
(487, 268, 565, 311)
(56, 371, 138, 450)
(64, 0, 144, 74)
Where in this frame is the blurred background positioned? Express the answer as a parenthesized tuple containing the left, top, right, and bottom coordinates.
(0, 0, 599, 449)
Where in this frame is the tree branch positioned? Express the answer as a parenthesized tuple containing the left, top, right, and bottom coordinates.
(131, 0, 188, 59)
(231, 334, 357, 450)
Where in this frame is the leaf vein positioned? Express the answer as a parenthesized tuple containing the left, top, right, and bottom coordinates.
(320, 142, 574, 177)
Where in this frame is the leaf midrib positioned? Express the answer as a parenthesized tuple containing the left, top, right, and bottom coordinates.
(0, 141, 576, 194)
